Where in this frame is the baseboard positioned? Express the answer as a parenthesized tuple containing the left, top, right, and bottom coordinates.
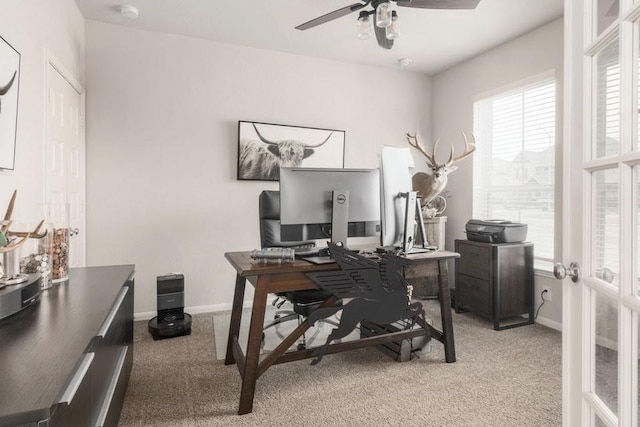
(134, 297, 277, 321)
(535, 315, 562, 332)
(134, 311, 157, 321)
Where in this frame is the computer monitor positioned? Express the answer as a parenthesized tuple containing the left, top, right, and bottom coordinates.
(379, 146, 430, 253)
(279, 167, 381, 248)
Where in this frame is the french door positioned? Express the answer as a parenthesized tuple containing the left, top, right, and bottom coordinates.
(563, 0, 640, 425)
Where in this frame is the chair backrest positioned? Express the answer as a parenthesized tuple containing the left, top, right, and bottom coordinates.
(259, 190, 313, 248)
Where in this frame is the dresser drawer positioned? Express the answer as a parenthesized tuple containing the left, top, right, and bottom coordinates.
(50, 352, 94, 427)
(457, 242, 490, 280)
(456, 274, 491, 319)
(92, 284, 133, 427)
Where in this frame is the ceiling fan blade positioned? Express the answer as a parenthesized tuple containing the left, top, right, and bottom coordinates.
(296, 2, 368, 31)
(395, 0, 481, 9)
(373, 24, 393, 50)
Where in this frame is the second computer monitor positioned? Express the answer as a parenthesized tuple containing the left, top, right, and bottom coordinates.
(279, 167, 381, 247)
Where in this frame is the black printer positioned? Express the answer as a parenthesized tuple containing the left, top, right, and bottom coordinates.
(465, 219, 527, 243)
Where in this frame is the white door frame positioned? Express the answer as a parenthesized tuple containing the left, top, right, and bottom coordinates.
(43, 50, 86, 266)
(562, 1, 585, 425)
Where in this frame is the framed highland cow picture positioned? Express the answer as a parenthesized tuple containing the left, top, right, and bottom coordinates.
(237, 120, 345, 181)
(0, 35, 20, 170)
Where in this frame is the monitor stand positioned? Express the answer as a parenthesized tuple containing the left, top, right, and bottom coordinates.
(402, 192, 434, 254)
(331, 189, 349, 246)
(302, 190, 349, 265)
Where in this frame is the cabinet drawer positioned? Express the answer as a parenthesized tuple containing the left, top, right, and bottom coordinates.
(457, 243, 490, 280)
(92, 286, 132, 427)
(456, 274, 491, 319)
(95, 346, 130, 427)
(50, 352, 94, 427)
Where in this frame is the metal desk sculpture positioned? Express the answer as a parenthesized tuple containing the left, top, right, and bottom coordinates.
(306, 243, 428, 365)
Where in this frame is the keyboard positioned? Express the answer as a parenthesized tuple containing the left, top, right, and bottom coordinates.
(263, 244, 319, 257)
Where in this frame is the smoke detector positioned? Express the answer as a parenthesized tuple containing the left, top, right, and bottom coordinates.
(120, 5, 139, 19)
(398, 58, 412, 68)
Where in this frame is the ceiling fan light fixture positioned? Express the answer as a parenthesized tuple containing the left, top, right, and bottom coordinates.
(357, 11, 371, 40)
(375, 1, 392, 28)
(386, 11, 400, 40)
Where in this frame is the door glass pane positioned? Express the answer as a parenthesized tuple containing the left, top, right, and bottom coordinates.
(595, 291, 619, 416)
(637, 22, 640, 150)
(637, 167, 640, 294)
(593, 169, 620, 286)
(594, 37, 620, 159)
(597, 0, 619, 36)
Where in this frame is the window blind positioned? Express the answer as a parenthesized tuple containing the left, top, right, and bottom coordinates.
(473, 78, 556, 267)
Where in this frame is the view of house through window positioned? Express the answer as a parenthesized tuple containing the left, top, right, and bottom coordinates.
(473, 75, 556, 269)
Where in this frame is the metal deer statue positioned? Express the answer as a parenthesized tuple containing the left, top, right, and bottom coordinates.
(406, 131, 476, 208)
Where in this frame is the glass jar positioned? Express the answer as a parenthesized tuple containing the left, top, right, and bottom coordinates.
(19, 222, 53, 289)
(44, 203, 70, 283)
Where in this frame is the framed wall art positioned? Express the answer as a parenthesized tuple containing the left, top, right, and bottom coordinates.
(0, 35, 20, 170)
(237, 120, 345, 181)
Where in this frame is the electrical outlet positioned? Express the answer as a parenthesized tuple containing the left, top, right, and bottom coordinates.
(542, 286, 552, 301)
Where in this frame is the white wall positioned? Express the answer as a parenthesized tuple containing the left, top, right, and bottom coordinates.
(1, 5, 560, 324)
(0, 0, 84, 224)
(430, 18, 564, 328)
(84, 21, 432, 316)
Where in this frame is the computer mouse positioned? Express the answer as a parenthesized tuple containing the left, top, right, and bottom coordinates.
(317, 248, 330, 257)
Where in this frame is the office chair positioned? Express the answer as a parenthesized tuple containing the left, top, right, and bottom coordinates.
(259, 190, 337, 349)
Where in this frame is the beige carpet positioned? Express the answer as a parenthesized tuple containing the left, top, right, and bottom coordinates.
(119, 301, 561, 426)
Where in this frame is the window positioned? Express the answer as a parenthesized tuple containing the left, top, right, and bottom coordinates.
(473, 75, 557, 270)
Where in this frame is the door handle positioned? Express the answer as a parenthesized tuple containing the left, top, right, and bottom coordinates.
(553, 262, 580, 283)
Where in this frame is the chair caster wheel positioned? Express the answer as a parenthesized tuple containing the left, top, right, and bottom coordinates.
(297, 343, 306, 351)
(274, 314, 280, 319)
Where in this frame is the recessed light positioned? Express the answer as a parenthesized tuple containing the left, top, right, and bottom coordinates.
(120, 5, 139, 19)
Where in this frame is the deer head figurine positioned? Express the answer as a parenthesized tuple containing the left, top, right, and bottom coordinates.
(406, 131, 476, 207)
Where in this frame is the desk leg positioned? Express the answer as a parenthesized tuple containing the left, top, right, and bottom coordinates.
(238, 275, 269, 415)
(438, 259, 456, 363)
(225, 274, 246, 365)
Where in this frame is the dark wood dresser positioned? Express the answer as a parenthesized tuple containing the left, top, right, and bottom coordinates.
(0, 265, 135, 427)
(454, 240, 533, 330)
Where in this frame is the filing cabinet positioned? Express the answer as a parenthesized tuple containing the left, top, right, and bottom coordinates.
(455, 239, 534, 330)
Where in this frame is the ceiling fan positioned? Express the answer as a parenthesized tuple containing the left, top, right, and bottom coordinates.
(295, 0, 481, 50)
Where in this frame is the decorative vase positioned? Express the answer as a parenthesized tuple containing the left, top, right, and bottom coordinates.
(19, 222, 53, 289)
(44, 203, 70, 283)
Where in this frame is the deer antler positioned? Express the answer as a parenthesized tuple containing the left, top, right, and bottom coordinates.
(1, 190, 17, 233)
(7, 220, 47, 239)
(0, 234, 30, 253)
(445, 131, 476, 167)
(406, 133, 441, 167)
(0, 191, 48, 246)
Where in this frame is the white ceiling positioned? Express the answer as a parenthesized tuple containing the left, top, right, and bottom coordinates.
(73, 0, 564, 75)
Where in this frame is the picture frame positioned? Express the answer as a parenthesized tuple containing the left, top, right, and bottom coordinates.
(237, 120, 345, 181)
(0, 35, 20, 170)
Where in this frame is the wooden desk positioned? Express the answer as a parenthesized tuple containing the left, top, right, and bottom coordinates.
(224, 250, 459, 415)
